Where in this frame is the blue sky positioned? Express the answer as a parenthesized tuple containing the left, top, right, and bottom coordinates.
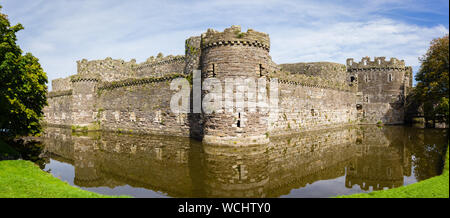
(1, 0, 448, 89)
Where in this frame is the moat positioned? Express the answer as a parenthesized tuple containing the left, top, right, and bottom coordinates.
(28, 126, 447, 198)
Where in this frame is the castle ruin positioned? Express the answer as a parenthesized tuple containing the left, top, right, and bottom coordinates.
(43, 25, 413, 145)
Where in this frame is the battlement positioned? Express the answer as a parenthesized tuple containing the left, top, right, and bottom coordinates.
(97, 72, 186, 91)
(43, 26, 412, 145)
(279, 62, 347, 82)
(47, 89, 72, 98)
(346, 57, 406, 70)
(52, 77, 72, 91)
(201, 25, 270, 51)
(269, 70, 356, 92)
(77, 57, 136, 74)
(135, 55, 185, 70)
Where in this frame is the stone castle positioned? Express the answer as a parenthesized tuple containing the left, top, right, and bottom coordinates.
(43, 25, 413, 145)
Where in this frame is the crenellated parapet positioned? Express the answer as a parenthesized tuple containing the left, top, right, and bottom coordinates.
(348, 56, 411, 124)
(76, 57, 136, 82)
(47, 89, 73, 98)
(269, 70, 357, 92)
(97, 72, 186, 92)
(43, 26, 413, 145)
(200, 25, 273, 145)
(201, 25, 270, 51)
(346, 57, 406, 71)
(135, 55, 185, 70)
(134, 55, 185, 77)
(184, 36, 201, 74)
(69, 73, 101, 83)
(52, 77, 72, 91)
(279, 62, 348, 84)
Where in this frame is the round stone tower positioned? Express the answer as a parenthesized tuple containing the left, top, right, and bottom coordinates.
(71, 59, 101, 127)
(200, 25, 272, 145)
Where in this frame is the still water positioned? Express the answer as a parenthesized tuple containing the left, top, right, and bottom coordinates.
(35, 126, 447, 198)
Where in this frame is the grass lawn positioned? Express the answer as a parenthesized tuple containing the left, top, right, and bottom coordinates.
(1, 139, 129, 198)
(0, 159, 130, 198)
(336, 146, 449, 198)
(0, 159, 131, 198)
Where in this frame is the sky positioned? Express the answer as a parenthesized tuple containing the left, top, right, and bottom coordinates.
(1, 0, 449, 90)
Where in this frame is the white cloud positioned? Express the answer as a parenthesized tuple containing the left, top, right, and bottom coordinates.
(1, 0, 448, 89)
(270, 19, 448, 66)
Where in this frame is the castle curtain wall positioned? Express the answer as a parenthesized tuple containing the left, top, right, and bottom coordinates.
(43, 26, 412, 146)
(95, 77, 191, 136)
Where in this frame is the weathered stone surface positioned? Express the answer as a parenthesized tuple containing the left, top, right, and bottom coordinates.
(43, 26, 412, 146)
(347, 57, 412, 124)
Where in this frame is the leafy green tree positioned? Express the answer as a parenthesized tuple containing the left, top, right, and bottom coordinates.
(0, 6, 48, 136)
(414, 34, 449, 125)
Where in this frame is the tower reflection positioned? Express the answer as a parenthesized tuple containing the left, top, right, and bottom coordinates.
(42, 126, 447, 197)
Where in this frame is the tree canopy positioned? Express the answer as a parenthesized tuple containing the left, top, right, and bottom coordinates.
(0, 6, 48, 136)
(414, 34, 449, 125)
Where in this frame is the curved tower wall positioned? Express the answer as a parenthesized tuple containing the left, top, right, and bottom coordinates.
(200, 25, 272, 145)
(43, 26, 414, 146)
(70, 77, 99, 127)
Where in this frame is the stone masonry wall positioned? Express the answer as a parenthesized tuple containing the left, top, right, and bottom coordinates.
(52, 77, 72, 91)
(43, 26, 412, 146)
(347, 57, 411, 124)
(44, 91, 73, 126)
(70, 78, 98, 126)
(135, 55, 185, 78)
(77, 57, 136, 82)
(279, 62, 348, 84)
(200, 25, 272, 145)
(270, 82, 357, 135)
(95, 75, 190, 136)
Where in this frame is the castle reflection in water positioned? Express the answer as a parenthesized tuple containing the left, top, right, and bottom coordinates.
(40, 126, 448, 198)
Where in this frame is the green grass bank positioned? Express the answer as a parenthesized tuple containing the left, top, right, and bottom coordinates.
(0, 159, 129, 198)
(0, 139, 128, 198)
(336, 146, 449, 198)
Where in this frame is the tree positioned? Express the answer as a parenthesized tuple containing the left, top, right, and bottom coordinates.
(414, 34, 449, 125)
(0, 6, 48, 136)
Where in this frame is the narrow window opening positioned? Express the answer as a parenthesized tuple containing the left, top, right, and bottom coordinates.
(311, 109, 315, 116)
(237, 112, 241, 127)
(238, 165, 242, 180)
(259, 64, 264, 77)
(388, 74, 392, 82)
(350, 76, 356, 83)
(212, 64, 216, 77)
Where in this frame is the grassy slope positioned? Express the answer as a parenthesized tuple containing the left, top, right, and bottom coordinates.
(0, 159, 129, 198)
(337, 146, 449, 198)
